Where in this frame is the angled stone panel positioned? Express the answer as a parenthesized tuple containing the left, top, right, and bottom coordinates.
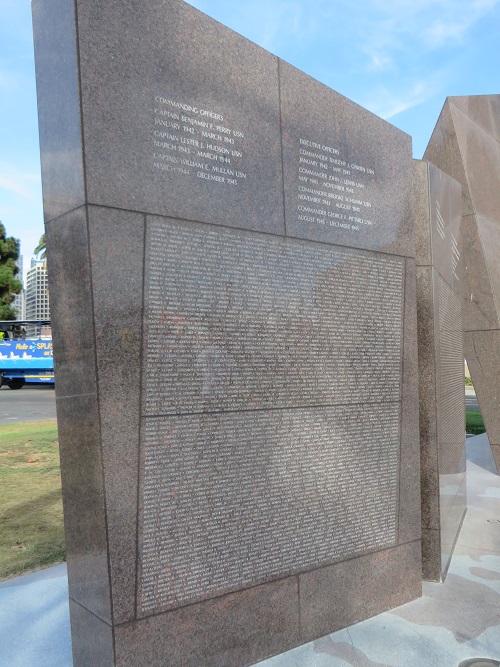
(32, 0, 85, 222)
(414, 160, 466, 581)
(424, 102, 474, 217)
(451, 94, 500, 143)
(449, 104, 500, 224)
(424, 95, 500, 472)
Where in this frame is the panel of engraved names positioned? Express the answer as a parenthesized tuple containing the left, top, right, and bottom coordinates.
(295, 137, 375, 233)
(437, 273, 465, 473)
(140, 403, 400, 613)
(143, 219, 405, 415)
(152, 95, 247, 187)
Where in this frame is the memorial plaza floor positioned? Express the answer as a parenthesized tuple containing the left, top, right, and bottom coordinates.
(1, 433, 499, 667)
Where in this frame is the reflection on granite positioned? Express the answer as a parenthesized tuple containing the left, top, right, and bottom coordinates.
(138, 405, 401, 615)
(57, 394, 112, 624)
(32, 0, 85, 222)
(299, 541, 421, 643)
(116, 576, 300, 667)
(88, 206, 146, 624)
(313, 636, 389, 667)
(44, 207, 95, 399)
(424, 95, 500, 471)
(69, 600, 114, 666)
(254, 434, 500, 667)
(414, 160, 466, 581)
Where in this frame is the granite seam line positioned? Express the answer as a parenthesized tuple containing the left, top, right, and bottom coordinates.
(463, 327, 500, 333)
(440, 488, 466, 529)
(450, 99, 500, 148)
(141, 400, 403, 420)
(55, 392, 97, 401)
(442, 509, 468, 581)
(77, 203, 415, 261)
(69, 596, 112, 627)
(276, 57, 288, 237)
(138, 536, 399, 617)
(134, 213, 148, 621)
(112, 541, 421, 629)
(73, 0, 88, 209)
(42, 203, 86, 226)
(417, 263, 457, 291)
(86, 205, 116, 635)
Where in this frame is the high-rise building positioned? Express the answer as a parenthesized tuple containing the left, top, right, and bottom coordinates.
(12, 254, 25, 319)
(25, 258, 50, 322)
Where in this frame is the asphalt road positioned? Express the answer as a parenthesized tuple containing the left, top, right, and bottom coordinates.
(0, 384, 57, 424)
(0, 385, 481, 425)
(465, 390, 479, 411)
(466, 396, 479, 410)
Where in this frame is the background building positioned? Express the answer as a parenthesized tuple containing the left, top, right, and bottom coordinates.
(12, 254, 26, 319)
(25, 258, 50, 335)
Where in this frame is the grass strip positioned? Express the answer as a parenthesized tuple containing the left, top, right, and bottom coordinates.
(0, 420, 65, 580)
(466, 409, 486, 436)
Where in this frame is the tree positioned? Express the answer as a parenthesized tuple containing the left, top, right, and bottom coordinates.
(0, 222, 22, 320)
(34, 233, 46, 260)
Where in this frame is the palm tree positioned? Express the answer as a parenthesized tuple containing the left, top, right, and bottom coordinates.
(34, 233, 46, 260)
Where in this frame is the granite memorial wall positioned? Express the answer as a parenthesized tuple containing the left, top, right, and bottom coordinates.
(32, 0, 421, 664)
(414, 160, 466, 581)
(424, 95, 500, 473)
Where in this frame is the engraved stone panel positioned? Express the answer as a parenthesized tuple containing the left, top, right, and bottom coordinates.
(436, 274, 465, 471)
(139, 403, 400, 614)
(280, 61, 413, 256)
(415, 160, 465, 582)
(143, 217, 405, 415)
(75, 0, 285, 235)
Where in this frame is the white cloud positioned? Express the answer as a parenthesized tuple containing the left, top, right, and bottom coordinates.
(0, 169, 40, 200)
(368, 53, 394, 71)
(187, 0, 315, 52)
(361, 75, 446, 119)
(421, 0, 500, 47)
(353, 0, 500, 66)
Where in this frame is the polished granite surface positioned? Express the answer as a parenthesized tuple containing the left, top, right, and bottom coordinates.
(1, 433, 499, 667)
(424, 95, 500, 472)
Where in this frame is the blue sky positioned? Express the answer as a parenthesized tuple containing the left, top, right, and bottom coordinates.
(1, 0, 499, 279)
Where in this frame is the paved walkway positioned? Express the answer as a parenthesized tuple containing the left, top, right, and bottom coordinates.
(1, 434, 499, 667)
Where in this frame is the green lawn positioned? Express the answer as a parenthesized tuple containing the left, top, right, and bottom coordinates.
(466, 409, 486, 436)
(0, 420, 65, 580)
